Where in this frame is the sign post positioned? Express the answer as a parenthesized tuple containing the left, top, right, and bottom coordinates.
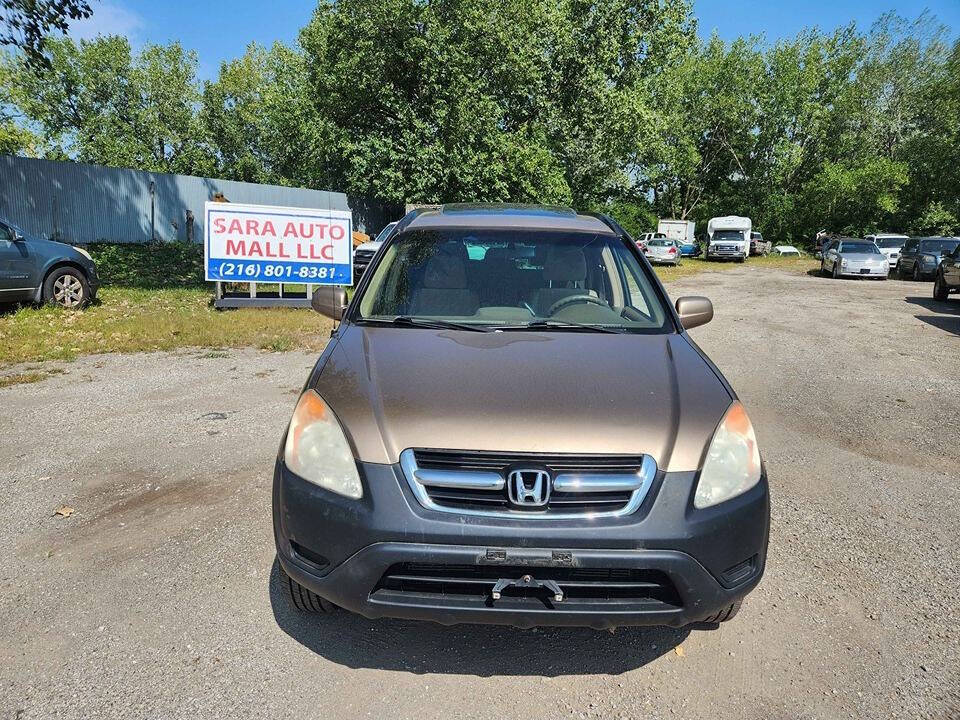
(205, 202, 353, 308)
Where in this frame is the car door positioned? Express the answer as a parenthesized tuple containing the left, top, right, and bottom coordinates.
(825, 240, 840, 271)
(900, 239, 918, 272)
(0, 222, 38, 300)
(946, 244, 960, 286)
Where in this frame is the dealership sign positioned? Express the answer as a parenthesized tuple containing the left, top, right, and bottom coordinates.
(204, 202, 353, 284)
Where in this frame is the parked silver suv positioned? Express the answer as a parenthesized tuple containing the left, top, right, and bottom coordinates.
(274, 204, 769, 629)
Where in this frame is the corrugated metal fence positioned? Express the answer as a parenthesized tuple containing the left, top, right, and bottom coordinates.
(0, 155, 398, 244)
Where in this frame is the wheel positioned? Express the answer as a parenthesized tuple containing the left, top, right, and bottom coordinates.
(832, 261, 840, 279)
(283, 567, 336, 613)
(933, 272, 949, 301)
(913, 263, 922, 282)
(897, 262, 906, 279)
(702, 598, 742, 624)
(43, 267, 90, 308)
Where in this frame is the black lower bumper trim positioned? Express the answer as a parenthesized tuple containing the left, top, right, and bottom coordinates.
(279, 542, 759, 629)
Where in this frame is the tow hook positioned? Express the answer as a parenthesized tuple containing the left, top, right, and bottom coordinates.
(491, 574, 564, 603)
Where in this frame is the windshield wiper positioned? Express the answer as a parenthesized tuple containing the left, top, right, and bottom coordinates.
(497, 319, 626, 334)
(359, 316, 492, 333)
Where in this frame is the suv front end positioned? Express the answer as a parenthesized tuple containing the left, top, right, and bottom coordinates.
(273, 204, 770, 629)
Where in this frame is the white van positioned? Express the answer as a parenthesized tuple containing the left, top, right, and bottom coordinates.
(706, 216, 751, 261)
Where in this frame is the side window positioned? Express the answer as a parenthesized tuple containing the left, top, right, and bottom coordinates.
(0, 223, 12, 242)
(828, 241, 838, 252)
(904, 239, 917, 253)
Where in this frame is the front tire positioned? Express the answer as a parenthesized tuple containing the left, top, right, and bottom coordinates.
(284, 568, 336, 613)
(933, 273, 949, 301)
(702, 598, 742, 624)
(43, 267, 90, 308)
(913, 263, 922, 282)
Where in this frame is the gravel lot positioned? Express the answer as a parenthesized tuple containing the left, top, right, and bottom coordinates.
(1, 267, 958, 720)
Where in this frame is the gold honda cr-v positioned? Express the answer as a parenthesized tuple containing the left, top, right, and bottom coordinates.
(273, 204, 769, 629)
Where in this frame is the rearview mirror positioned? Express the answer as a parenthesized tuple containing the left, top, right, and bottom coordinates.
(675, 296, 713, 330)
(311, 286, 347, 320)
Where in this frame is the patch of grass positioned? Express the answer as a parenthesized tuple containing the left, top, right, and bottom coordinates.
(0, 371, 50, 388)
(0, 287, 333, 366)
(652, 254, 818, 282)
(85, 242, 206, 289)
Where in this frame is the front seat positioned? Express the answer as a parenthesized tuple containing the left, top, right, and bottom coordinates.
(409, 249, 479, 316)
(527, 247, 589, 316)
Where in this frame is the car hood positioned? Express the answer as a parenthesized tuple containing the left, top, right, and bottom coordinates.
(354, 241, 383, 253)
(312, 325, 733, 473)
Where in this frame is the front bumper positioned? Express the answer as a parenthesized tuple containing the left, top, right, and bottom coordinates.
(837, 265, 887, 277)
(273, 459, 770, 628)
(706, 247, 747, 260)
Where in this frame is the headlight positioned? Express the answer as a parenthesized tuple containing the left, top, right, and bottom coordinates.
(72, 246, 93, 261)
(283, 390, 362, 499)
(694, 402, 762, 509)
(921, 255, 936, 265)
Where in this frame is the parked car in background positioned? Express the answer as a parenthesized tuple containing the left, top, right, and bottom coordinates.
(749, 231, 771, 256)
(897, 237, 960, 281)
(0, 217, 99, 308)
(866, 234, 908, 272)
(644, 237, 682, 266)
(933, 242, 960, 301)
(820, 238, 888, 279)
(353, 221, 398, 281)
(636, 231, 666, 252)
(278, 203, 769, 629)
(771, 245, 801, 257)
(657, 219, 696, 254)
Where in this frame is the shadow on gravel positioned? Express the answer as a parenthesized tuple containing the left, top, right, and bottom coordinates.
(905, 296, 960, 337)
(905, 295, 960, 315)
(268, 559, 692, 676)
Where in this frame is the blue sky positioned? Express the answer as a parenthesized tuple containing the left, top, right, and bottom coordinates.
(70, 0, 960, 79)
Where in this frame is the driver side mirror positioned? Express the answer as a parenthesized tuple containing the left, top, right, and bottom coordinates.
(311, 285, 347, 320)
(675, 296, 713, 330)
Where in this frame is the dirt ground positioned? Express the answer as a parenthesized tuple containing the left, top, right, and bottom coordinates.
(1, 267, 958, 720)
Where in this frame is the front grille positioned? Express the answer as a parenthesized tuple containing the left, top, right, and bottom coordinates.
(400, 449, 657, 519)
(373, 563, 682, 609)
(414, 449, 646, 473)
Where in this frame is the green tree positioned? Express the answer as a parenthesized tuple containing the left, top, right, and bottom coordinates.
(0, 0, 93, 67)
(202, 43, 316, 185)
(3, 35, 209, 174)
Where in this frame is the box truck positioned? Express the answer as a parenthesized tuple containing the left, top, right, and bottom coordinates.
(657, 219, 698, 256)
(706, 216, 751, 261)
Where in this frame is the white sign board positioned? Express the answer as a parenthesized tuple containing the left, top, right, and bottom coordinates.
(204, 202, 353, 285)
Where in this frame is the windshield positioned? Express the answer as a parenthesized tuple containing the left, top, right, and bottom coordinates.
(875, 238, 906, 248)
(373, 222, 398, 244)
(713, 231, 744, 241)
(919, 239, 959, 254)
(355, 229, 671, 333)
(839, 242, 880, 254)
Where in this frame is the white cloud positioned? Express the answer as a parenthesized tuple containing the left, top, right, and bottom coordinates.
(69, 1, 144, 42)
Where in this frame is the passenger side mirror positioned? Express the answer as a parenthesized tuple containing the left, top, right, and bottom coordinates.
(675, 296, 713, 330)
(311, 286, 347, 320)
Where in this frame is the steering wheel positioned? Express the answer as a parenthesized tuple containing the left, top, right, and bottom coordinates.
(546, 294, 607, 316)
